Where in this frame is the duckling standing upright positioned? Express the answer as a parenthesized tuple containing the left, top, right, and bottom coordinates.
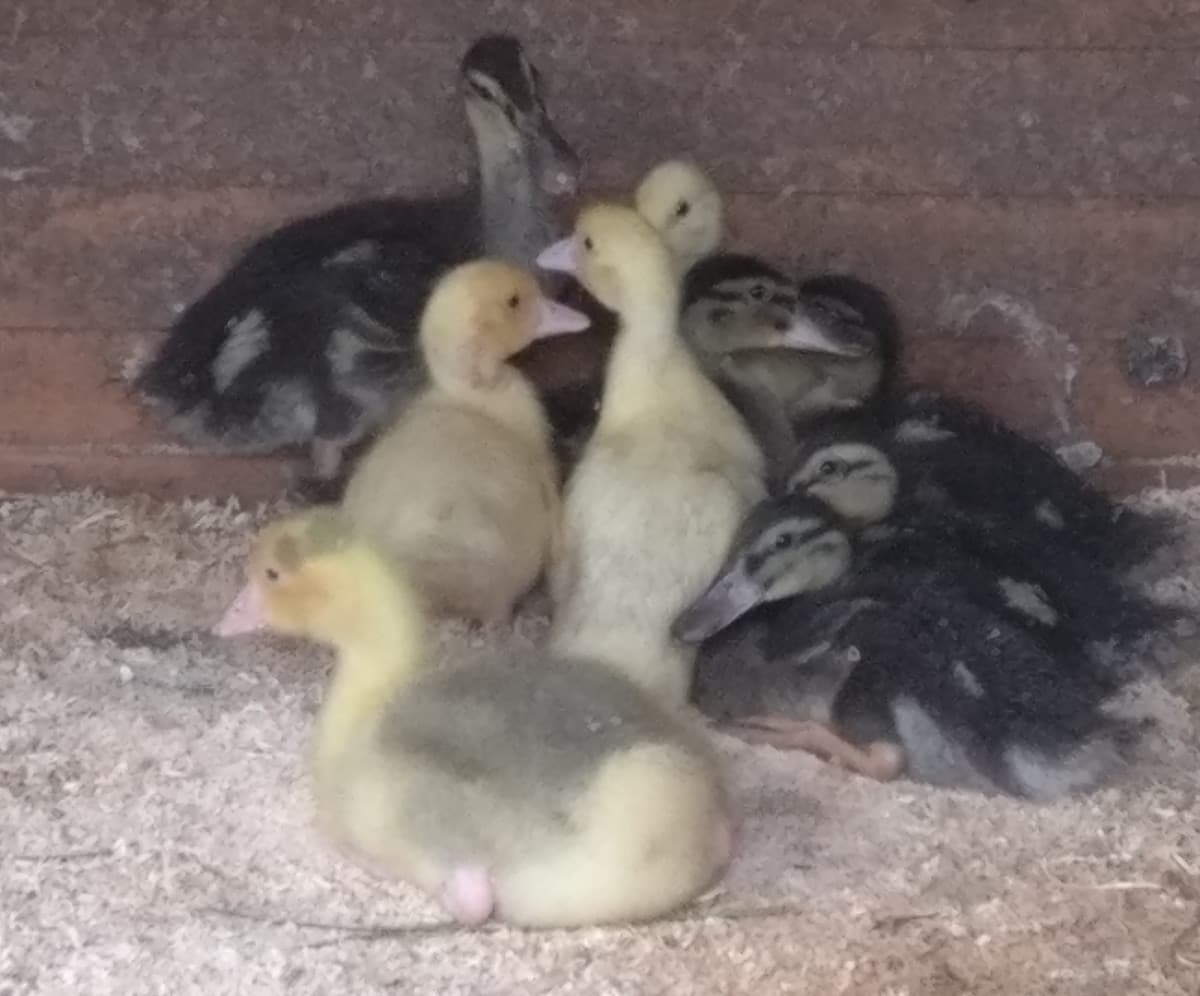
(340, 260, 589, 624)
(537, 205, 765, 705)
(215, 510, 731, 927)
(133, 35, 579, 484)
(525, 158, 728, 468)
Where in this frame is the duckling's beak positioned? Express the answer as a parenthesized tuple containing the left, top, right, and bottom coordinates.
(534, 297, 591, 338)
(536, 236, 579, 276)
(777, 314, 868, 357)
(214, 580, 267, 637)
(672, 564, 765, 643)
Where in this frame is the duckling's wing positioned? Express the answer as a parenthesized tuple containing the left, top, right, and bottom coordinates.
(134, 196, 475, 444)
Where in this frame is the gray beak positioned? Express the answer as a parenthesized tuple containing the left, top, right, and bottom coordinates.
(672, 562, 767, 643)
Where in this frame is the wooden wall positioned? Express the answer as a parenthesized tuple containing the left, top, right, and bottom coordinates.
(3, 2, 1200, 498)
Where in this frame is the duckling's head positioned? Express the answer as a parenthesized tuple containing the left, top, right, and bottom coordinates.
(215, 508, 408, 649)
(786, 413, 899, 525)
(460, 34, 580, 196)
(537, 203, 677, 317)
(420, 259, 590, 390)
(634, 159, 724, 274)
(672, 496, 853, 643)
(680, 255, 869, 358)
(798, 274, 903, 389)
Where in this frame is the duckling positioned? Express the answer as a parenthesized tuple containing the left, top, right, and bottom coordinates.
(633, 159, 725, 276)
(785, 410, 1183, 662)
(133, 35, 579, 484)
(524, 158, 731, 471)
(536, 204, 765, 705)
(684, 266, 1177, 570)
(215, 509, 731, 927)
(673, 495, 1136, 800)
(339, 260, 589, 625)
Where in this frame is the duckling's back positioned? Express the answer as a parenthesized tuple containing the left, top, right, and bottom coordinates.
(338, 654, 728, 926)
(341, 389, 558, 623)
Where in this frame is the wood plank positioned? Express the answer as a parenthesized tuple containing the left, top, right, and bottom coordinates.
(2, 39, 1198, 199)
(5, 320, 1198, 483)
(12, 0, 1200, 50)
(0, 446, 295, 502)
(6, 188, 1199, 348)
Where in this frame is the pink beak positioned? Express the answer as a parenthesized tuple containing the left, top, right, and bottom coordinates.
(536, 236, 579, 276)
(534, 297, 591, 339)
(214, 580, 267, 637)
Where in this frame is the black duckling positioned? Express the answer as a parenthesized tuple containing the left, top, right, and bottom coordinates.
(672, 494, 1139, 800)
(683, 261, 1177, 570)
(784, 409, 1185, 663)
(133, 35, 578, 485)
(677, 256, 889, 476)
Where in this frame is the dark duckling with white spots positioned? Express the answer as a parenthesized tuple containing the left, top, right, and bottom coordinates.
(680, 257, 1179, 571)
(133, 35, 579, 487)
(673, 494, 1141, 800)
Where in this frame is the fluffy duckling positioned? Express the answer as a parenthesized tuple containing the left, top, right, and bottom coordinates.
(673, 495, 1136, 800)
(537, 204, 765, 705)
(134, 35, 579, 484)
(215, 509, 731, 927)
(785, 410, 1184, 661)
(685, 266, 1178, 570)
(340, 260, 589, 624)
(634, 159, 725, 276)
(524, 158, 730, 470)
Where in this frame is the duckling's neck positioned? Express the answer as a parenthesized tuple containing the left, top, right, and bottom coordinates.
(600, 276, 697, 423)
(430, 364, 552, 453)
(475, 135, 557, 270)
(313, 559, 425, 785)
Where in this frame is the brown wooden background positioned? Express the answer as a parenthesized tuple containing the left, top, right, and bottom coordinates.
(4, 1, 1200, 499)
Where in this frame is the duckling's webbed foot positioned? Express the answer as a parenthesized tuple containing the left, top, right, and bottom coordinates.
(727, 715, 904, 782)
(440, 865, 495, 926)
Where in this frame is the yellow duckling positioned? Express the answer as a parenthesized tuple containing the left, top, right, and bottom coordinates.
(537, 205, 766, 706)
(634, 158, 724, 276)
(215, 509, 732, 928)
(340, 259, 589, 624)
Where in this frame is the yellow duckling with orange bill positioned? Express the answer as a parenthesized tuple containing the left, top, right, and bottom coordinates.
(537, 205, 765, 706)
(340, 259, 589, 624)
(215, 509, 732, 928)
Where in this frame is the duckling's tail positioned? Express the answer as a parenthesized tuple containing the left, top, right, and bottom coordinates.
(493, 742, 729, 928)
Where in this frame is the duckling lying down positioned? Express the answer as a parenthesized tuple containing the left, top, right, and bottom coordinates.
(216, 510, 730, 928)
(673, 496, 1138, 800)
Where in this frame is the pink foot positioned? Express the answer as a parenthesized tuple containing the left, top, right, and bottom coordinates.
(441, 865, 495, 926)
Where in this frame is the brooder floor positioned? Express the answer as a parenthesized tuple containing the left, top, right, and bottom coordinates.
(2, 488, 1200, 996)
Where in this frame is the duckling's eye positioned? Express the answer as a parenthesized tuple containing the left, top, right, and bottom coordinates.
(583, 236, 594, 251)
(264, 567, 280, 582)
(818, 460, 840, 478)
(773, 533, 796, 551)
(773, 317, 790, 332)
(750, 284, 767, 301)
(507, 293, 521, 310)
(674, 200, 691, 218)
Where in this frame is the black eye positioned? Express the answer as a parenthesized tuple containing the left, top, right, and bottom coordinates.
(773, 533, 795, 551)
(773, 317, 790, 332)
(818, 461, 839, 478)
(507, 293, 521, 310)
(749, 284, 767, 300)
(265, 567, 280, 582)
(674, 200, 691, 218)
(583, 236, 594, 251)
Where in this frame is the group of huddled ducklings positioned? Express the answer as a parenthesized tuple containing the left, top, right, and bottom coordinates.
(132, 35, 1190, 928)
